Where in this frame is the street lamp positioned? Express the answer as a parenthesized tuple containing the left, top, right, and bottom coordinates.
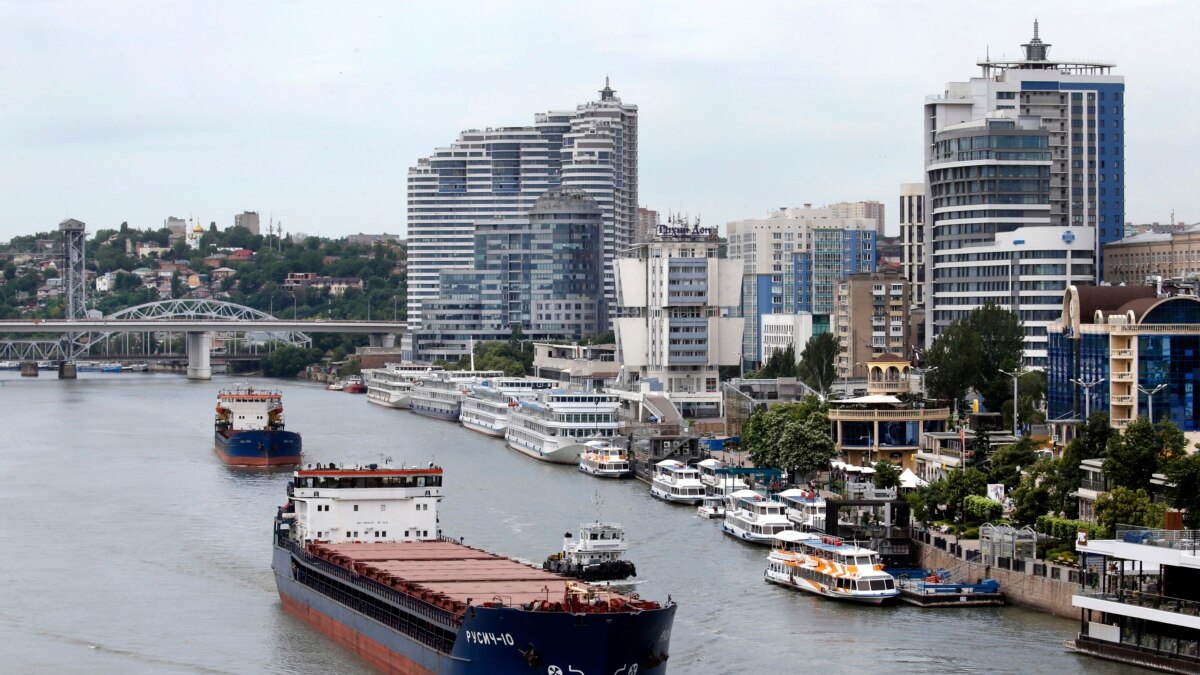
(1070, 377, 1105, 421)
(392, 295, 398, 322)
(1136, 383, 1168, 422)
(999, 368, 1023, 438)
(912, 365, 938, 397)
(292, 293, 298, 320)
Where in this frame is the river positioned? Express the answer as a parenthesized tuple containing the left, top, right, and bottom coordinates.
(0, 372, 1141, 674)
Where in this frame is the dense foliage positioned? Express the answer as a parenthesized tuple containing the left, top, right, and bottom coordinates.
(1094, 487, 1166, 535)
(796, 333, 838, 396)
(963, 495, 1003, 523)
(742, 396, 834, 480)
(923, 303, 1026, 414)
(872, 460, 901, 490)
(260, 345, 325, 378)
(906, 467, 988, 523)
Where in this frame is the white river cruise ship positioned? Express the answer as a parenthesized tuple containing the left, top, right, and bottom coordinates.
(505, 391, 620, 464)
(409, 370, 506, 422)
(458, 377, 557, 437)
(365, 363, 444, 409)
(721, 490, 793, 545)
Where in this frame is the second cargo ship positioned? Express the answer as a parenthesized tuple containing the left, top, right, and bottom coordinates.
(214, 385, 302, 465)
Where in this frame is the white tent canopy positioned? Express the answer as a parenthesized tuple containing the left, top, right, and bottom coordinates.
(899, 468, 927, 489)
(834, 394, 902, 405)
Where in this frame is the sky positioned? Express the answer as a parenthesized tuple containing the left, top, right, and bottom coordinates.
(2, 1, 1198, 242)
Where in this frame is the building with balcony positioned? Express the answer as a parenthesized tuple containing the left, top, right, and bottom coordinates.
(899, 182, 926, 309)
(1047, 283, 1200, 440)
(531, 342, 619, 390)
(614, 224, 743, 420)
(828, 358, 949, 470)
(834, 273, 911, 380)
(915, 429, 1020, 484)
(1072, 527, 1200, 672)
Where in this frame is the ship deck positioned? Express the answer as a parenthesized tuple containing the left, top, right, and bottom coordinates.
(308, 540, 633, 613)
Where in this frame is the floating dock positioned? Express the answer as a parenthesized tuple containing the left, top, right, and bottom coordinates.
(891, 569, 1006, 607)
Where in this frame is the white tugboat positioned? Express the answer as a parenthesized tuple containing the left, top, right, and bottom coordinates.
(544, 521, 637, 582)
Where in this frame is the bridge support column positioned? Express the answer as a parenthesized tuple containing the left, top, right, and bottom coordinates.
(368, 333, 396, 348)
(186, 331, 213, 380)
(58, 362, 77, 379)
(20, 362, 38, 377)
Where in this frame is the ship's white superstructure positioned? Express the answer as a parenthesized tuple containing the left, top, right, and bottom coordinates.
(459, 378, 557, 437)
(721, 490, 793, 545)
(505, 391, 621, 464)
(409, 370, 507, 422)
(649, 460, 706, 504)
(285, 463, 443, 544)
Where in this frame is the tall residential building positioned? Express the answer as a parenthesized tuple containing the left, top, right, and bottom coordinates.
(898, 182, 926, 308)
(827, 201, 885, 237)
(234, 211, 260, 235)
(834, 272, 912, 380)
(410, 188, 606, 362)
(636, 207, 659, 243)
(923, 22, 1123, 368)
(614, 224, 743, 419)
(406, 80, 636, 329)
(726, 206, 876, 366)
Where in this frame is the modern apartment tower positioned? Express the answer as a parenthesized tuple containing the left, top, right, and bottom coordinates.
(406, 80, 636, 330)
(726, 206, 876, 366)
(614, 222, 743, 419)
(923, 22, 1124, 368)
(410, 188, 607, 362)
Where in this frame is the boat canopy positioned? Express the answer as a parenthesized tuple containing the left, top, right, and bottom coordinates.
(774, 530, 820, 543)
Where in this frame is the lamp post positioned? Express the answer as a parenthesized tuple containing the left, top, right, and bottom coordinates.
(292, 293, 298, 320)
(913, 365, 938, 397)
(392, 295, 398, 322)
(1136, 383, 1168, 422)
(1070, 377, 1105, 421)
(999, 368, 1022, 438)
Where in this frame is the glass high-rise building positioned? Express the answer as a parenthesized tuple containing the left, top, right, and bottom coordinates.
(406, 80, 636, 333)
(411, 188, 606, 362)
(924, 22, 1124, 368)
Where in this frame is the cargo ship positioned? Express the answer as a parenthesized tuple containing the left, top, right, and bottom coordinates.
(273, 463, 675, 674)
(214, 385, 302, 466)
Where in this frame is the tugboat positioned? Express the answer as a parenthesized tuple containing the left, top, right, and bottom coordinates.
(543, 521, 637, 582)
(214, 385, 302, 466)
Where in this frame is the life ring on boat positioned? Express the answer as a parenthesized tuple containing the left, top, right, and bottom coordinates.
(926, 574, 942, 583)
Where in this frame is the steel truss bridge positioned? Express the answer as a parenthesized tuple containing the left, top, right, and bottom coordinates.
(0, 299, 405, 379)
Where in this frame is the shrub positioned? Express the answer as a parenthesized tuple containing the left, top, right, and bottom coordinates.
(964, 495, 1003, 523)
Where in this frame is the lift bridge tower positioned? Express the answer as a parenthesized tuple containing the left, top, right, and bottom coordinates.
(59, 218, 87, 321)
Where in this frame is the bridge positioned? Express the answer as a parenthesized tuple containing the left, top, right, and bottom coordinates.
(0, 299, 406, 380)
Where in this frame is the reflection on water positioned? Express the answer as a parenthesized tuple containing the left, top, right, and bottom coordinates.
(0, 372, 1141, 674)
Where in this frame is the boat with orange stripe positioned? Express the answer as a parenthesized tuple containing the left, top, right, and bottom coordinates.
(764, 531, 898, 605)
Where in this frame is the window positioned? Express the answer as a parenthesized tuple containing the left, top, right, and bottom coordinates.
(381, 504, 386, 512)
(353, 504, 359, 512)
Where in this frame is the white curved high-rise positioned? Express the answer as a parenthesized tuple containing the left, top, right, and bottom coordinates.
(406, 80, 636, 340)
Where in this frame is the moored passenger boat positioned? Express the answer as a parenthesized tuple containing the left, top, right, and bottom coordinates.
(273, 462, 675, 674)
(776, 488, 827, 532)
(578, 440, 632, 478)
(649, 460, 706, 505)
(365, 363, 443, 409)
(214, 385, 302, 466)
(764, 531, 898, 605)
(505, 390, 620, 464)
(721, 490, 793, 545)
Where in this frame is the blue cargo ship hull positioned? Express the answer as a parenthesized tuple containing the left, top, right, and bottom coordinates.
(215, 429, 302, 466)
(272, 540, 674, 675)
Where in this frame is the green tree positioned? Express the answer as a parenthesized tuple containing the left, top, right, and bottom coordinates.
(873, 460, 902, 490)
(988, 436, 1040, 489)
(1011, 459, 1058, 526)
(1095, 486, 1167, 535)
(1104, 417, 1185, 494)
(753, 344, 797, 379)
(942, 468, 988, 522)
(261, 345, 324, 378)
(924, 321, 981, 402)
(776, 409, 836, 481)
(964, 303, 1024, 413)
(796, 333, 838, 395)
(1055, 412, 1114, 518)
(743, 396, 826, 470)
(967, 427, 992, 470)
(1166, 452, 1200, 529)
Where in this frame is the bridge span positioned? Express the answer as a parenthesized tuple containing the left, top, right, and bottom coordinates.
(0, 299, 406, 380)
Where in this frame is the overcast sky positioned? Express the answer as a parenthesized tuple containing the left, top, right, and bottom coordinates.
(2, 1, 1197, 242)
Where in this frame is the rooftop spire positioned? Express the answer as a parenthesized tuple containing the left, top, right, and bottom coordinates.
(599, 76, 616, 101)
(1022, 19, 1050, 61)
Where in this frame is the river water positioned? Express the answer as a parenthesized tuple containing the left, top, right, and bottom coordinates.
(0, 372, 1140, 674)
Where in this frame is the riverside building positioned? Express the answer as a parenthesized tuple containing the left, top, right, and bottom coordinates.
(410, 188, 606, 362)
(406, 80, 636, 333)
(614, 219, 743, 420)
(923, 22, 1124, 368)
(726, 206, 876, 368)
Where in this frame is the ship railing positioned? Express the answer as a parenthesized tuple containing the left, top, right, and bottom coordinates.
(1077, 588, 1200, 616)
(280, 537, 461, 632)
